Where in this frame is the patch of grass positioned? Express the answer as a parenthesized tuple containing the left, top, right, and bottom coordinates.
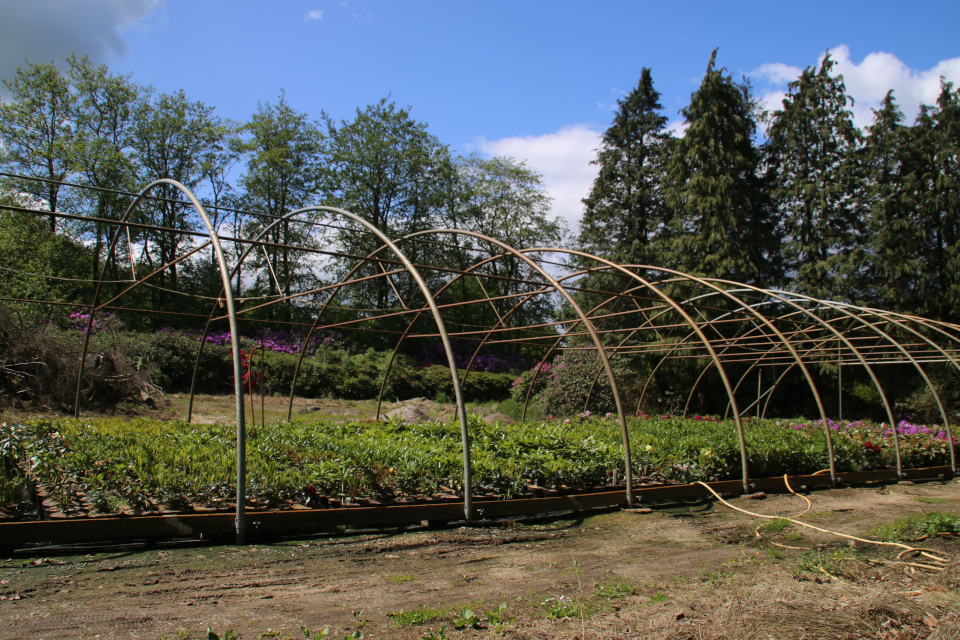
(914, 496, 949, 504)
(387, 605, 447, 627)
(766, 547, 787, 560)
(870, 511, 960, 541)
(785, 531, 804, 541)
(758, 517, 791, 533)
(700, 568, 732, 583)
(793, 548, 862, 580)
(869, 514, 925, 542)
(806, 510, 836, 519)
(594, 577, 636, 599)
(384, 573, 416, 583)
(650, 592, 668, 603)
(541, 595, 588, 619)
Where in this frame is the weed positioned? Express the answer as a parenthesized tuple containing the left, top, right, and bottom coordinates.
(785, 531, 804, 541)
(913, 496, 948, 504)
(541, 595, 584, 619)
(700, 568, 731, 583)
(594, 577, 636, 598)
(650, 592, 668, 603)
(807, 510, 836, 519)
(387, 605, 446, 627)
(758, 517, 790, 533)
(207, 630, 239, 640)
(793, 548, 861, 580)
(385, 573, 416, 583)
(420, 627, 448, 640)
(766, 547, 787, 559)
(484, 604, 515, 635)
(298, 626, 331, 640)
(451, 607, 482, 630)
(918, 512, 960, 536)
(352, 610, 369, 631)
(869, 514, 925, 542)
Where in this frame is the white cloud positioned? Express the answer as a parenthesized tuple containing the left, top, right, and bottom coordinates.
(305, 10, 324, 20)
(752, 62, 804, 85)
(476, 125, 602, 236)
(0, 0, 163, 99)
(750, 46, 960, 129)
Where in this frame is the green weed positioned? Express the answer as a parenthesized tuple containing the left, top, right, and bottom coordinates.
(650, 592, 668, 603)
(484, 603, 515, 635)
(451, 607, 482, 630)
(541, 595, 585, 619)
(793, 548, 861, 580)
(700, 568, 732, 583)
(594, 577, 636, 598)
(387, 605, 446, 627)
(384, 573, 416, 583)
(757, 517, 791, 533)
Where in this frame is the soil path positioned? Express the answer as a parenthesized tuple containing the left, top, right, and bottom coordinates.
(2, 480, 959, 639)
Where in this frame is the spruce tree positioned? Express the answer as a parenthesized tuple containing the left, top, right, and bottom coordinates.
(662, 50, 776, 286)
(861, 91, 923, 313)
(912, 80, 960, 322)
(768, 52, 862, 302)
(578, 68, 669, 269)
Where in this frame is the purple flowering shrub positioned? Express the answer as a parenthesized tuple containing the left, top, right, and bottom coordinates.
(67, 310, 124, 335)
(416, 341, 529, 373)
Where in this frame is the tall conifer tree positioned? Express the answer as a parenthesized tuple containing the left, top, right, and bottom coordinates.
(768, 52, 862, 301)
(861, 91, 922, 312)
(578, 68, 669, 269)
(662, 50, 776, 285)
(912, 81, 960, 321)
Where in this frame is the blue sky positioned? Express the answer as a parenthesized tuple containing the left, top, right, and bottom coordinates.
(2, 0, 959, 232)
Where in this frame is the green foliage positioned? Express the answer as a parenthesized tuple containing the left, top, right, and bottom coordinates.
(757, 517, 791, 533)
(768, 52, 863, 302)
(483, 603, 514, 635)
(0, 207, 93, 305)
(594, 577, 636, 598)
(662, 49, 777, 286)
(541, 595, 585, 619)
(533, 349, 644, 417)
(5, 414, 953, 511)
(450, 607, 482, 630)
(792, 548, 861, 580)
(387, 605, 447, 627)
(577, 67, 670, 297)
(869, 511, 960, 541)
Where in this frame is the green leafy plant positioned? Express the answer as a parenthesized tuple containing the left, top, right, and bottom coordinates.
(299, 625, 331, 640)
(387, 605, 446, 627)
(420, 626, 448, 640)
(594, 577, 636, 598)
(451, 607, 482, 630)
(757, 517, 791, 533)
(541, 595, 584, 619)
(484, 603, 515, 635)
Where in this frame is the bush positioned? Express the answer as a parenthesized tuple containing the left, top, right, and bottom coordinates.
(0, 306, 158, 410)
(533, 348, 644, 417)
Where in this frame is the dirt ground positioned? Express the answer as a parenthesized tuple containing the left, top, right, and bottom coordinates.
(2, 477, 960, 639)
